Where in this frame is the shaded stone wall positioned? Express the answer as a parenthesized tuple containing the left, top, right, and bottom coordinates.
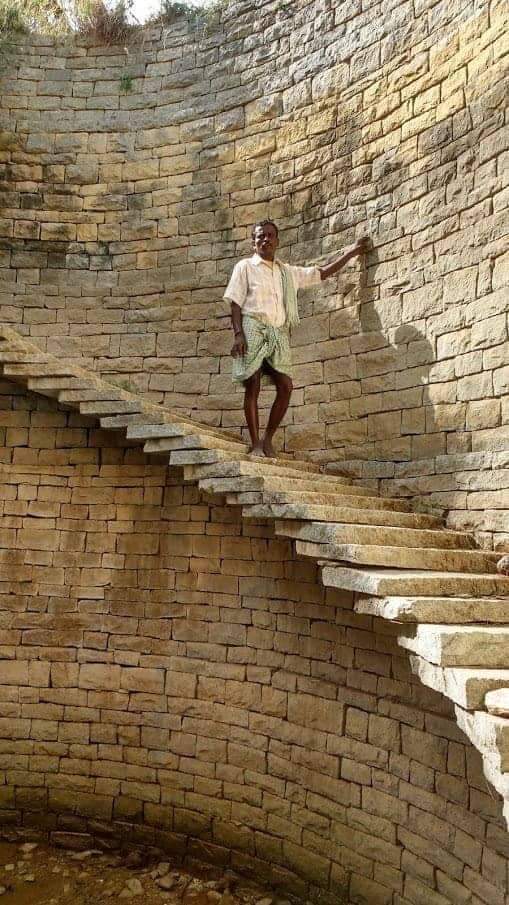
(0, 386, 508, 903)
(0, 0, 508, 543)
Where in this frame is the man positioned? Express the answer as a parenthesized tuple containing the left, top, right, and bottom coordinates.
(224, 220, 367, 457)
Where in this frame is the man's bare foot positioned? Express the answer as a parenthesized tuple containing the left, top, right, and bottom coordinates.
(263, 436, 276, 458)
(248, 442, 265, 457)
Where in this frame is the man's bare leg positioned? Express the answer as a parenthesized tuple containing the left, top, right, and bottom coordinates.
(244, 370, 265, 456)
(263, 365, 292, 458)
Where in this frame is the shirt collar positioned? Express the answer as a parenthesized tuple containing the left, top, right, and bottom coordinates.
(252, 253, 277, 267)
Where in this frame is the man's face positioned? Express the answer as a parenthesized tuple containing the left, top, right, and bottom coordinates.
(253, 224, 279, 261)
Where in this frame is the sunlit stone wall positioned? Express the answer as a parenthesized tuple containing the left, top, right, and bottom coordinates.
(0, 1, 507, 537)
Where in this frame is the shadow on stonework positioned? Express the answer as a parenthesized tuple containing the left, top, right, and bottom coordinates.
(353, 236, 438, 467)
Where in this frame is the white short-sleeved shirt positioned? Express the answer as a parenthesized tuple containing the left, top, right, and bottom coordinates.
(223, 254, 322, 328)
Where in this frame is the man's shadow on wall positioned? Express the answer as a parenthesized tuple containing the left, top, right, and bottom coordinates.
(334, 239, 440, 496)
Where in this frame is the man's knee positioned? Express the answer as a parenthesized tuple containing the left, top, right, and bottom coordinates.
(244, 372, 261, 396)
(278, 375, 293, 397)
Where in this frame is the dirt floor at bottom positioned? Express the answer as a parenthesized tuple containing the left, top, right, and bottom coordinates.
(0, 839, 291, 905)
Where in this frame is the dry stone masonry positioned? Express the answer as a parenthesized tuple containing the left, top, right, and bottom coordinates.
(0, 327, 507, 903)
(0, 0, 507, 542)
(0, 0, 508, 902)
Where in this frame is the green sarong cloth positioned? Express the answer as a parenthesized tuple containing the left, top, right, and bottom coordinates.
(232, 314, 292, 383)
(232, 262, 297, 384)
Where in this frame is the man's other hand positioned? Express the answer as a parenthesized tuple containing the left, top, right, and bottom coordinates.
(231, 333, 247, 357)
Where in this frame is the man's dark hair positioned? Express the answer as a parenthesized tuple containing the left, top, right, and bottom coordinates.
(251, 220, 279, 240)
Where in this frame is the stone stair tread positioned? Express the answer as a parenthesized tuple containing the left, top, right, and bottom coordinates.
(320, 566, 509, 597)
(236, 489, 413, 512)
(399, 624, 509, 667)
(185, 461, 347, 482)
(3, 362, 80, 377)
(456, 709, 509, 781)
(295, 540, 499, 573)
(78, 400, 143, 415)
(1, 324, 509, 820)
(176, 450, 321, 481)
(0, 351, 49, 363)
(126, 423, 246, 447)
(356, 594, 509, 623)
(59, 389, 130, 403)
(276, 519, 474, 550)
(241, 503, 444, 530)
(218, 475, 374, 502)
(143, 436, 248, 454)
(409, 658, 509, 710)
(198, 475, 354, 493)
(485, 689, 509, 717)
(27, 377, 96, 391)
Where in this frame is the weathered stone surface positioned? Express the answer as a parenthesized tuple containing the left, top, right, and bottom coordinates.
(400, 625, 509, 668)
(485, 688, 509, 717)
(0, 4, 508, 902)
(298, 541, 500, 574)
(321, 566, 509, 598)
(357, 595, 509, 623)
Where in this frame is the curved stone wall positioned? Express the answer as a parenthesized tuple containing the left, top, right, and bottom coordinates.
(0, 0, 507, 542)
(0, 387, 507, 904)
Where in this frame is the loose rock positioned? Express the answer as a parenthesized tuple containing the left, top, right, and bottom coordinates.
(156, 874, 176, 890)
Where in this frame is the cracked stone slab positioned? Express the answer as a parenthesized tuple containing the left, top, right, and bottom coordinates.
(277, 519, 473, 550)
(486, 689, 509, 717)
(409, 657, 509, 709)
(296, 540, 499, 573)
(399, 625, 509, 667)
(240, 503, 443, 530)
(357, 594, 509, 623)
(320, 566, 509, 597)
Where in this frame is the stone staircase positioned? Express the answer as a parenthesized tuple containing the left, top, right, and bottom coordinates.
(1, 326, 509, 824)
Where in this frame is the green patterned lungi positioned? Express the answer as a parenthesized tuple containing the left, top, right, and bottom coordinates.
(232, 314, 292, 384)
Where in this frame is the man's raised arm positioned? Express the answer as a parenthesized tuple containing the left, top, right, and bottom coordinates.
(318, 237, 369, 281)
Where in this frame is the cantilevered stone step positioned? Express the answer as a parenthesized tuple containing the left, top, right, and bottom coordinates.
(233, 490, 413, 513)
(456, 709, 509, 777)
(59, 389, 129, 403)
(183, 459, 324, 480)
(276, 519, 474, 550)
(27, 377, 96, 392)
(101, 413, 246, 446)
(0, 351, 49, 364)
(78, 400, 142, 416)
(297, 541, 500, 573)
(321, 566, 509, 598)
(3, 362, 80, 378)
(187, 461, 341, 481)
(242, 503, 444, 531)
(143, 435, 247, 454)
(456, 713, 509, 825)
(199, 476, 368, 498)
(100, 414, 152, 430)
(128, 418, 247, 450)
(100, 412, 252, 444)
(175, 450, 322, 481)
(409, 658, 509, 709)
(356, 594, 509, 623)
(486, 689, 509, 717)
(127, 423, 246, 446)
(399, 625, 509, 667)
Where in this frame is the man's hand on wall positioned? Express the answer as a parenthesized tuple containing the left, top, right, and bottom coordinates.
(351, 236, 370, 257)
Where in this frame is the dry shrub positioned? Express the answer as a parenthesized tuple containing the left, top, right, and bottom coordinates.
(71, 0, 134, 44)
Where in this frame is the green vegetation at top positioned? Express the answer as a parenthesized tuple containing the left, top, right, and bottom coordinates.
(0, 0, 232, 52)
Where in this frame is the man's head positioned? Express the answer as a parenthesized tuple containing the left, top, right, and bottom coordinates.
(252, 220, 279, 262)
